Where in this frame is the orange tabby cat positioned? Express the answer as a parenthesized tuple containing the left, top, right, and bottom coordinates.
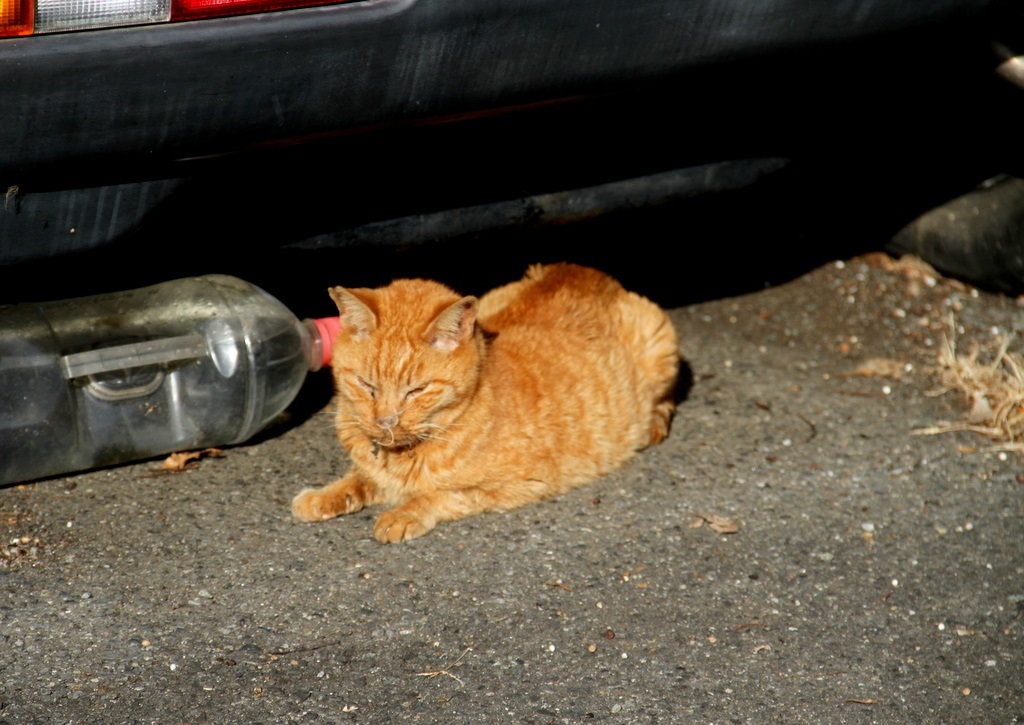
(292, 263, 679, 543)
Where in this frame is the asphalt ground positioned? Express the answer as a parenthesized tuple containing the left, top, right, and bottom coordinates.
(2, 244, 1023, 723)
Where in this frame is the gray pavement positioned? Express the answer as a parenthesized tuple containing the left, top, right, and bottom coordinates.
(2, 254, 1022, 723)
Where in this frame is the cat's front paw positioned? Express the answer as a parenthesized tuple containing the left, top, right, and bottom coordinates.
(292, 481, 368, 522)
(291, 488, 338, 522)
(373, 509, 435, 543)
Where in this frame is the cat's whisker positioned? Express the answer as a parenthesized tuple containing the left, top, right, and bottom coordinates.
(416, 422, 448, 433)
(418, 421, 474, 433)
(416, 432, 461, 447)
(415, 421, 456, 438)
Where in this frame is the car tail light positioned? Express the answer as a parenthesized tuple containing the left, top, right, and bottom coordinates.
(1, 0, 349, 36)
(36, 0, 171, 34)
(172, 0, 341, 21)
(0, 0, 34, 36)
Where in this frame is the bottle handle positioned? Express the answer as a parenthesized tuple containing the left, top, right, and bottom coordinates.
(60, 334, 208, 379)
(60, 334, 210, 401)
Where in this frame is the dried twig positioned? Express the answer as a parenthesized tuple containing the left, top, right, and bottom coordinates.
(732, 621, 767, 632)
(796, 413, 818, 442)
(780, 669, 849, 679)
(913, 423, 1004, 438)
(417, 647, 472, 687)
(544, 580, 573, 592)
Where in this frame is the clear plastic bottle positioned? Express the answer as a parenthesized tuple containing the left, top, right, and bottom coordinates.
(0, 275, 339, 485)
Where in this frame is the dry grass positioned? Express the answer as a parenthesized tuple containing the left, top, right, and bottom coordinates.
(916, 322, 1024, 452)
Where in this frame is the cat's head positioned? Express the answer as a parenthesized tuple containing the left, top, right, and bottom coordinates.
(327, 279, 482, 451)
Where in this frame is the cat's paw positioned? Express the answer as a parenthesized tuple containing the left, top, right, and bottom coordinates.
(373, 509, 434, 543)
(648, 399, 675, 445)
(291, 488, 337, 522)
(292, 485, 366, 522)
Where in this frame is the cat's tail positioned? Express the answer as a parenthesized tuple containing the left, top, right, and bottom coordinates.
(617, 291, 680, 445)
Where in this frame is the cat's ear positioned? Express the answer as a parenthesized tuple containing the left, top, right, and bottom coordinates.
(328, 287, 377, 339)
(426, 296, 478, 352)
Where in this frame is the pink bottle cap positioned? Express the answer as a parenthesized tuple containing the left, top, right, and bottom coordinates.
(310, 316, 341, 369)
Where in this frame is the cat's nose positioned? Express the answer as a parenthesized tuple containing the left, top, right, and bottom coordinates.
(376, 414, 399, 429)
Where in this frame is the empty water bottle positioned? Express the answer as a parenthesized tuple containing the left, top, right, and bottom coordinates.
(0, 275, 340, 485)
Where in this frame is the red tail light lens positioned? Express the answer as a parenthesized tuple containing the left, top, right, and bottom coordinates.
(172, 0, 341, 21)
(1, 0, 352, 36)
(0, 0, 33, 37)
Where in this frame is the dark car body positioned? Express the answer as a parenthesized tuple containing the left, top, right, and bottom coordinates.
(1, 0, 1021, 299)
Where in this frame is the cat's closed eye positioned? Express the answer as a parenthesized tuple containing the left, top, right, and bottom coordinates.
(357, 378, 377, 398)
(403, 386, 425, 401)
